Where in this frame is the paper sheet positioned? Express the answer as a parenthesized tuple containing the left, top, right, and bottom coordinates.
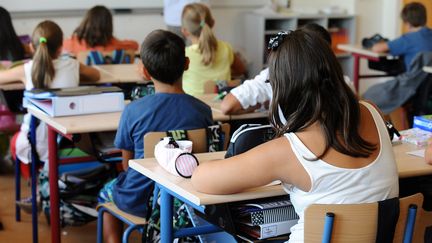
(406, 149, 425, 158)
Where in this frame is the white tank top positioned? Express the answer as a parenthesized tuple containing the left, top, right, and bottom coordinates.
(16, 57, 79, 164)
(284, 101, 399, 243)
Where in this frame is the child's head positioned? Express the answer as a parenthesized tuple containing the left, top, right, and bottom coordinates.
(0, 6, 25, 61)
(140, 30, 187, 85)
(31, 20, 63, 89)
(74, 5, 113, 47)
(300, 23, 332, 45)
(181, 3, 217, 66)
(401, 2, 427, 28)
(268, 30, 373, 158)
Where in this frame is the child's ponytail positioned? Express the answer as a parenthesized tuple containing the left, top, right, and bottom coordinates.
(198, 20, 217, 66)
(31, 37, 55, 89)
(182, 3, 217, 66)
(30, 21, 63, 89)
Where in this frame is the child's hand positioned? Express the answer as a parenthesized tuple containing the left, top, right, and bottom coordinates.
(425, 140, 432, 165)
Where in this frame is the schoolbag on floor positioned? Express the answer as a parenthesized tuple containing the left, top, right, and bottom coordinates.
(40, 164, 116, 226)
(225, 124, 275, 158)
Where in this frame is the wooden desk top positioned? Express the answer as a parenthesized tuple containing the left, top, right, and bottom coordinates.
(27, 106, 121, 135)
(0, 82, 25, 91)
(130, 143, 432, 206)
(197, 94, 268, 121)
(27, 97, 230, 134)
(129, 151, 286, 205)
(94, 64, 148, 83)
(337, 44, 388, 58)
(394, 143, 432, 178)
(423, 66, 432, 74)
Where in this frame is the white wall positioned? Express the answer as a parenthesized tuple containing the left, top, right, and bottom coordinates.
(9, 0, 401, 93)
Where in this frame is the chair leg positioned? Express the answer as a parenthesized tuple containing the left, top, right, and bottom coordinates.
(97, 207, 107, 243)
(30, 115, 38, 243)
(322, 212, 335, 243)
(403, 204, 418, 243)
(122, 225, 142, 243)
(15, 157, 21, 222)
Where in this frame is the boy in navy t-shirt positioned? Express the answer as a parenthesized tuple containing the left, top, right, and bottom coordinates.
(99, 29, 213, 242)
(372, 2, 432, 71)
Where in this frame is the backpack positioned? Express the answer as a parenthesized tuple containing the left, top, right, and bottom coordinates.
(225, 124, 275, 158)
(85, 49, 131, 65)
(39, 164, 116, 226)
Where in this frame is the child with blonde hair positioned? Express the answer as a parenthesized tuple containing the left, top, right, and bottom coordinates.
(181, 3, 244, 96)
(0, 20, 100, 166)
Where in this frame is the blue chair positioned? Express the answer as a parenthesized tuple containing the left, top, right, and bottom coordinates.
(304, 193, 431, 243)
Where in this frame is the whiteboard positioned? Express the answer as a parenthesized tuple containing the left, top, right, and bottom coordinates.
(3, 0, 269, 12)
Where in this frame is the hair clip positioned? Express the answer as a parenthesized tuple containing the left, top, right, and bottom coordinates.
(267, 31, 290, 50)
(39, 37, 47, 44)
(199, 20, 205, 27)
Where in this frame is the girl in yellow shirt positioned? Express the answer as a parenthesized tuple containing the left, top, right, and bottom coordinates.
(181, 3, 244, 96)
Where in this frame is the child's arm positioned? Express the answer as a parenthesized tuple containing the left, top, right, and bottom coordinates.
(231, 52, 246, 77)
(192, 136, 302, 195)
(79, 63, 101, 83)
(121, 149, 134, 170)
(372, 41, 389, 53)
(220, 93, 261, 115)
(0, 65, 26, 85)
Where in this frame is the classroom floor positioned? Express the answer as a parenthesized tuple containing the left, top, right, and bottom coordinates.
(0, 167, 142, 243)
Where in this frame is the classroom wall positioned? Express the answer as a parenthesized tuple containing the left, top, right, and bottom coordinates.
(9, 0, 401, 93)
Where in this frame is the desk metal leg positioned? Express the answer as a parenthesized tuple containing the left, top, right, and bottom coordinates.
(160, 187, 173, 243)
(30, 116, 38, 243)
(48, 126, 60, 243)
(353, 54, 360, 93)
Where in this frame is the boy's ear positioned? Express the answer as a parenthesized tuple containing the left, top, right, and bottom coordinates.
(184, 57, 190, 71)
(142, 66, 152, 81)
(29, 43, 35, 54)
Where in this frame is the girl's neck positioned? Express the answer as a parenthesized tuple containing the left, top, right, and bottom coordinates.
(189, 35, 200, 45)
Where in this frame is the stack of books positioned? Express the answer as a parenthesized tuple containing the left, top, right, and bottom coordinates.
(231, 196, 299, 240)
(24, 86, 124, 117)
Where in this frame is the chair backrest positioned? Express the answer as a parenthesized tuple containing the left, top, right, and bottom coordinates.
(304, 193, 428, 243)
(143, 123, 230, 158)
(76, 49, 136, 65)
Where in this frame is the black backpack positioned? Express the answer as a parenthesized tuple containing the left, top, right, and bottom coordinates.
(225, 124, 275, 158)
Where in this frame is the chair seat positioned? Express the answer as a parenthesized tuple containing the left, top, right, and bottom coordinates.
(97, 202, 147, 225)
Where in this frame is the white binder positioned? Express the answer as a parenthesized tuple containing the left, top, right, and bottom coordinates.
(25, 92, 124, 117)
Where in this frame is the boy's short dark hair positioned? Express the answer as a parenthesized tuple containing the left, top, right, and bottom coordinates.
(401, 2, 427, 27)
(300, 23, 332, 45)
(140, 30, 186, 84)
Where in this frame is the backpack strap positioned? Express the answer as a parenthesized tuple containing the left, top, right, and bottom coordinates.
(112, 49, 125, 64)
(206, 123, 224, 152)
(166, 130, 188, 140)
(375, 197, 400, 243)
(88, 51, 105, 65)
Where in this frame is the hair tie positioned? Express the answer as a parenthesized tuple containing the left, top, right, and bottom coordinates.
(268, 31, 291, 50)
(199, 20, 205, 27)
(39, 37, 47, 44)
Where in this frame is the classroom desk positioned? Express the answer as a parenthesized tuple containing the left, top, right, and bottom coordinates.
(27, 107, 123, 243)
(337, 44, 392, 93)
(25, 96, 243, 243)
(197, 94, 268, 121)
(129, 142, 432, 243)
(423, 66, 432, 74)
